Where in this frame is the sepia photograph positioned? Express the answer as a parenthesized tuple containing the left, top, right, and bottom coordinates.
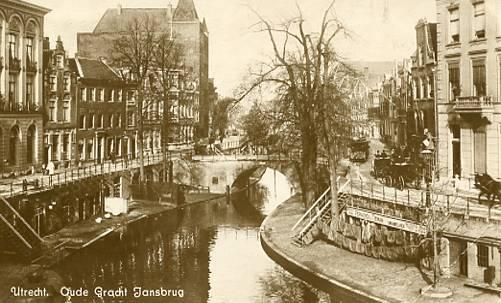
(1, 0, 501, 302)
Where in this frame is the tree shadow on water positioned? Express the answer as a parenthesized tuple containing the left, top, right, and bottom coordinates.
(257, 266, 327, 303)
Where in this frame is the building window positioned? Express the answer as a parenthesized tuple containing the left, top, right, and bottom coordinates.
(448, 64, 460, 101)
(474, 2, 485, 39)
(473, 60, 486, 96)
(127, 112, 135, 126)
(64, 76, 70, 92)
(49, 104, 55, 122)
(105, 89, 112, 102)
(49, 75, 56, 91)
(8, 33, 18, 59)
(96, 88, 103, 102)
(80, 88, 86, 101)
(26, 37, 34, 63)
(63, 134, 69, 152)
(9, 77, 16, 105)
(477, 244, 489, 267)
(98, 114, 103, 128)
(79, 115, 86, 129)
(26, 77, 34, 107)
(56, 55, 64, 68)
(449, 7, 460, 43)
(62, 103, 70, 122)
(109, 114, 114, 128)
(91, 114, 96, 128)
(87, 88, 94, 101)
(86, 139, 93, 160)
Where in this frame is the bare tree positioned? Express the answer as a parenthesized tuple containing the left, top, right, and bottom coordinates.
(240, 1, 352, 209)
(151, 33, 184, 182)
(111, 15, 158, 183)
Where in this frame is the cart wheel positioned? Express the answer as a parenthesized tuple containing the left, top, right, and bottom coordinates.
(397, 176, 405, 191)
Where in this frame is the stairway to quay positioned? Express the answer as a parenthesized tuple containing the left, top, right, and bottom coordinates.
(261, 174, 501, 302)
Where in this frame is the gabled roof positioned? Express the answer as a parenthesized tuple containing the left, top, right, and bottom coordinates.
(74, 57, 121, 81)
(173, 0, 199, 21)
(93, 8, 172, 33)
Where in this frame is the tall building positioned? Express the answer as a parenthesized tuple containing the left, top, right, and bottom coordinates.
(435, 0, 501, 179)
(0, 1, 50, 171)
(42, 37, 77, 168)
(410, 19, 437, 149)
(76, 0, 208, 142)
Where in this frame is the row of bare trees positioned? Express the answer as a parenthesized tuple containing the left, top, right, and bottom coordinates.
(109, 16, 186, 183)
(239, 1, 359, 224)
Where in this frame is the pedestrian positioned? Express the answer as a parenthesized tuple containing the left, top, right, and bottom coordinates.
(47, 161, 55, 186)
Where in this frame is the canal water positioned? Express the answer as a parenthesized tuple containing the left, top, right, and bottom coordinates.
(53, 168, 326, 303)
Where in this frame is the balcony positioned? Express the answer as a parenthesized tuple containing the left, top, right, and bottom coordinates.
(0, 101, 41, 114)
(9, 57, 21, 73)
(453, 96, 497, 114)
(26, 61, 37, 74)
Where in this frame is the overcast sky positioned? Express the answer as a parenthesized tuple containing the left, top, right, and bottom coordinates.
(30, 0, 436, 97)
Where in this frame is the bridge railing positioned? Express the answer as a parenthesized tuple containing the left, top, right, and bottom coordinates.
(0, 151, 187, 198)
(344, 178, 496, 221)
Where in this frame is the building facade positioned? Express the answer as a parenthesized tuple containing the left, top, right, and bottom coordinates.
(72, 57, 135, 164)
(0, 1, 49, 172)
(76, 0, 207, 142)
(410, 19, 437, 151)
(42, 37, 77, 168)
(436, 0, 501, 179)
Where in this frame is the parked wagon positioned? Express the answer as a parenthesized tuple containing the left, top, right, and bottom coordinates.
(385, 161, 423, 190)
(350, 138, 370, 163)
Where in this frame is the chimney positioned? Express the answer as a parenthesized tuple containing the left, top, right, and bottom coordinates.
(117, 4, 122, 15)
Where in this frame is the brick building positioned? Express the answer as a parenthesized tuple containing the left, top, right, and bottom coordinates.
(72, 57, 135, 164)
(42, 37, 77, 168)
(76, 0, 208, 141)
(435, 0, 501, 179)
(0, 1, 50, 172)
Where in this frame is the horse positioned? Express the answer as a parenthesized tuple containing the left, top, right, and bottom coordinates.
(474, 173, 501, 206)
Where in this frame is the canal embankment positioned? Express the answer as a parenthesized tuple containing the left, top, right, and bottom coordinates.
(260, 194, 501, 303)
(0, 191, 224, 302)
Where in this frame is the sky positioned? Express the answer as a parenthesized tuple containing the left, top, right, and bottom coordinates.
(30, 0, 437, 97)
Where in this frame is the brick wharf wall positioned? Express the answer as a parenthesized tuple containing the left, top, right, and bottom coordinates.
(317, 194, 427, 263)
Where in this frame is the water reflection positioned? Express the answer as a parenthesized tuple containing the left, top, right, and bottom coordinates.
(53, 168, 322, 303)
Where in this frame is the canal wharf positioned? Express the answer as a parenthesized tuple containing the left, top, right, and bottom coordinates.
(0, 191, 224, 302)
(260, 194, 501, 303)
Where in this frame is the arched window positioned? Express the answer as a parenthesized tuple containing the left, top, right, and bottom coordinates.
(9, 126, 20, 165)
(27, 125, 36, 164)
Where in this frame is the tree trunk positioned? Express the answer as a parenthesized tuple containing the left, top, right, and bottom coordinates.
(328, 146, 339, 224)
(138, 90, 145, 183)
(301, 127, 318, 208)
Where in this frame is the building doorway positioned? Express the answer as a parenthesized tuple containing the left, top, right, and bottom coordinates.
(27, 125, 36, 164)
(459, 241, 468, 276)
